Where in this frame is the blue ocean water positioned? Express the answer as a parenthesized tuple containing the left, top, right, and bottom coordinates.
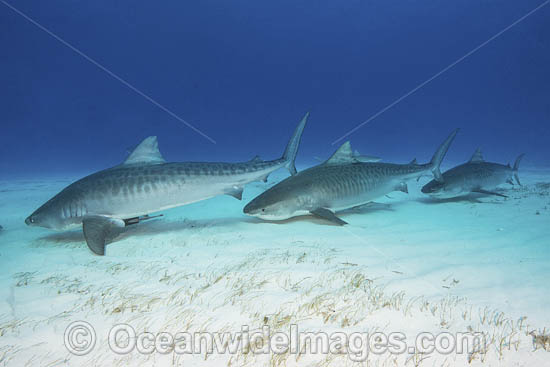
(1, 0, 548, 177)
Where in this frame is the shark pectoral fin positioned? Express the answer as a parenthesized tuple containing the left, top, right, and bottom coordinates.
(82, 215, 125, 256)
(226, 186, 244, 200)
(310, 208, 348, 226)
(471, 189, 508, 198)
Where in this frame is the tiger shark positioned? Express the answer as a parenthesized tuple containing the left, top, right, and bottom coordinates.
(25, 113, 309, 255)
(243, 129, 458, 224)
(421, 148, 524, 198)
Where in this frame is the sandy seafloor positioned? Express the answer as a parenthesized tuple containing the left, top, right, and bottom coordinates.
(0, 164, 549, 366)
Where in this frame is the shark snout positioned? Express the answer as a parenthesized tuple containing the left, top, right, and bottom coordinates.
(421, 180, 444, 195)
(24, 210, 60, 229)
(25, 215, 34, 226)
(243, 201, 262, 216)
(25, 213, 44, 227)
(420, 185, 432, 194)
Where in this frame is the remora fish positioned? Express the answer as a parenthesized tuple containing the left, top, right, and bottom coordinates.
(243, 129, 458, 224)
(25, 113, 309, 255)
(421, 148, 524, 198)
(313, 151, 381, 163)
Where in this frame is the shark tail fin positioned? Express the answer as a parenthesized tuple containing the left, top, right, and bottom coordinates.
(282, 112, 309, 175)
(429, 129, 459, 182)
(513, 153, 525, 186)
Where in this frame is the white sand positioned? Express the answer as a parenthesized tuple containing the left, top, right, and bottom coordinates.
(1, 167, 549, 366)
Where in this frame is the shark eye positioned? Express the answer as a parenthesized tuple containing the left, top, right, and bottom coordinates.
(261, 208, 265, 212)
(30, 217, 35, 223)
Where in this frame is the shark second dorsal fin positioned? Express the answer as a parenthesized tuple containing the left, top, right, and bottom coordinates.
(469, 148, 484, 163)
(248, 155, 263, 163)
(123, 136, 166, 165)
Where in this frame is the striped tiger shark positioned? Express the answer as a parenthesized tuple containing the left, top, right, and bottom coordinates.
(243, 129, 458, 224)
(421, 148, 524, 198)
(25, 113, 309, 255)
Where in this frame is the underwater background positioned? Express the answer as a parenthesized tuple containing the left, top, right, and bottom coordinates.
(2, 0, 549, 177)
(1, 1, 550, 366)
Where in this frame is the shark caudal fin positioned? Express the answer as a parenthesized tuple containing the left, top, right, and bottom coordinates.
(429, 129, 459, 182)
(282, 112, 309, 175)
(513, 153, 525, 186)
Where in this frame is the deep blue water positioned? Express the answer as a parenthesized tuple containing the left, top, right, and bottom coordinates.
(2, 0, 549, 176)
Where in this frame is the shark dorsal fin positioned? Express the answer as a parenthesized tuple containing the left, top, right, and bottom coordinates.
(123, 136, 166, 165)
(325, 141, 355, 165)
(469, 148, 484, 163)
(325, 142, 381, 165)
(410, 158, 417, 165)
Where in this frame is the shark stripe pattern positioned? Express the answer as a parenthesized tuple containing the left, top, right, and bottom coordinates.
(25, 113, 309, 255)
(243, 129, 459, 224)
(421, 148, 524, 198)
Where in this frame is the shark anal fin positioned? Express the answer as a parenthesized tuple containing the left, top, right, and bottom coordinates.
(471, 189, 508, 198)
(396, 182, 408, 194)
(310, 208, 347, 226)
(82, 215, 125, 256)
(227, 186, 244, 200)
